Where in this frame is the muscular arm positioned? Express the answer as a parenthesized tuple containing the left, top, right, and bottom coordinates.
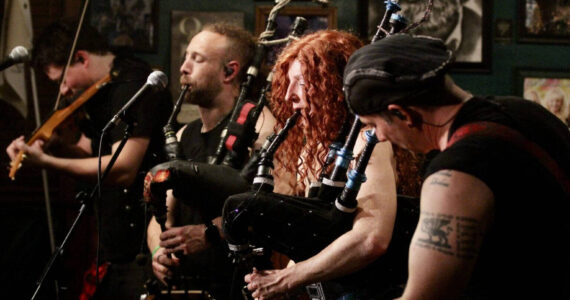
(397, 170, 494, 300)
(147, 216, 162, 253)
(248, 138, 397, 296)
(13, 136, 149, 186)
(289, 139, 397, 284)
(44, 136, 149, 185)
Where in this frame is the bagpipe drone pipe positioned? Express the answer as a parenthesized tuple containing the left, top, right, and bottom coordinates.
(223, 0, 415, 259)
(209, 0, 306, 169)
(142, 15, 309, 297)
(220, 116, 419, 298)
(222, 1, 433, 297)
(222, 117, 378, 259)
(142, 4, 308, 225)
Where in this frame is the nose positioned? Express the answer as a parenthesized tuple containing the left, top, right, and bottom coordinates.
(285, 82, 306, 111)
(374, 129, 388, 143)
(180, 57, 191, 76)
(59, 81, 71, 97)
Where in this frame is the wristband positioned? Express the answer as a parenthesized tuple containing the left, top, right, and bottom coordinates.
(151, 245, 161, 258)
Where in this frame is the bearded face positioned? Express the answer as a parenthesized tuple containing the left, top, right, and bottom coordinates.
(185, 75, 223, 108)
(179, 30, 229, 109)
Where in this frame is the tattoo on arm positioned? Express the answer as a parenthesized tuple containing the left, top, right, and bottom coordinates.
(428, 170, 452, 187)
(415, 212, 480, 259)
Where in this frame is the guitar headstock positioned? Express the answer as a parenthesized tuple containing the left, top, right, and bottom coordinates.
(8, 151, 25, 180)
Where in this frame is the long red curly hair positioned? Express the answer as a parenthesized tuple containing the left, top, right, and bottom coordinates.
(270, 30, 363, 194)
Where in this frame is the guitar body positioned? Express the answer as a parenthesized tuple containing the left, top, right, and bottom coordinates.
(8, 74, 111, 180)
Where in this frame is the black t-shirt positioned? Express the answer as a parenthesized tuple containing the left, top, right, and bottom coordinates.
(176, 115, 234, 298)
(179, 115, 229, 165)
(426, 96, 570, 299)
(79, 55, 172, 262)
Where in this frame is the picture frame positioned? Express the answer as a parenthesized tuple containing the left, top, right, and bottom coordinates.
(517, 0, 570, 44)
(365, 0, 491, 72)
(255, 5, 337, 65)
(170, 11, 244, 123)
(255, 5, 337, 36)
(515, 68, 570, 126)
(89, 0, 159, 52)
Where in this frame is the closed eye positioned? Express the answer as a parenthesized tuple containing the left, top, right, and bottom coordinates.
(192, 53, 205, 63)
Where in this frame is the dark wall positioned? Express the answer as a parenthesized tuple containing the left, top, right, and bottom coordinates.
(1, 0, 568, 298)
(453, 0, 570, 97)
(0, 1, 95, 299)
(139, 0, 356, 85)
(138, 0, 570, 98)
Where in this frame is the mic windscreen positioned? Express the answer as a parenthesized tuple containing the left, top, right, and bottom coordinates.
(9, 46, 30, 62)
(146, 70, 168, 89)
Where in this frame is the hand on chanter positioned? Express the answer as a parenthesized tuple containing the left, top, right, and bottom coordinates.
(245, 267, 294, 300)
(160, 224, 210, 256)
(152, 246, 180, 286)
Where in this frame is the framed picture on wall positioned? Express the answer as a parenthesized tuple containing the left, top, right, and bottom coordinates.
(517, 0, 570, 43)
(516, 68, 570, 126)
(89, 0, 158, 52)
(255, 5, 337, 65)
(365, 0, 491, 72)
(170, 11, 244, 123)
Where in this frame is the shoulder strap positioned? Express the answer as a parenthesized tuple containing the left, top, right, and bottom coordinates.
(447, 121, 570, 198)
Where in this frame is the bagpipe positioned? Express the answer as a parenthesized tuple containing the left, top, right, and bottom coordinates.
(222, 0, 436, 298)
(143, 0, 309, 223)
(208, 0, 308, 169)
(142, 0, 310, 298)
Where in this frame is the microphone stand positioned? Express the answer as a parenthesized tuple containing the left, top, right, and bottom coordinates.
(31, 122, 134, 300)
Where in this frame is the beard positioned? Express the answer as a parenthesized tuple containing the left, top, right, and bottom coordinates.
(400, 0, 461, 40)
(184, 76, 223, 108)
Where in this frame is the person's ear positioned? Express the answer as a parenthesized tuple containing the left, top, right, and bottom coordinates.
(223, 65, 233, 77)
(390, 109, 406, 120)
(222, 60, 239, 83)
(387, 104, 408, 120)
(75, 50, 89, 66)
(387, 104, 418, 127)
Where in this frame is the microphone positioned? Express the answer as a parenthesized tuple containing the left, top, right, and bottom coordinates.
(103, 70, 168, 132)
(0, 46, 30, 71)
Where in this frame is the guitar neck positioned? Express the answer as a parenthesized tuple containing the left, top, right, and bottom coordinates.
(8, 73, 111, 180)
(65, 73, 111, 115)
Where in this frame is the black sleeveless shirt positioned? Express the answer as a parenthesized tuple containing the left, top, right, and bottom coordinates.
(426, 96, 570, 299)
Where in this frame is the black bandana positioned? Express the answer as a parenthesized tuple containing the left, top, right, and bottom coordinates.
(343, 34, 454, 115)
